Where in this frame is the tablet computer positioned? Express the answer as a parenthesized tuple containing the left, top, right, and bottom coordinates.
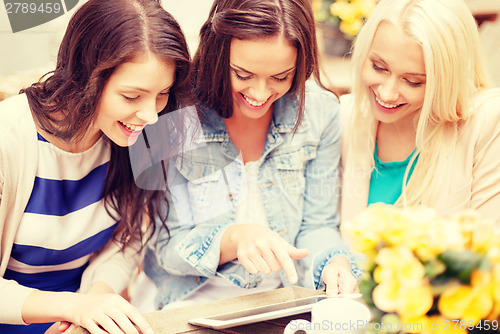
(188, 294, 327, 330)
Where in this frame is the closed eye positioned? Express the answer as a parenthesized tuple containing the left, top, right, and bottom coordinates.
(123, 95, 139, 102)
(234, 71, 252, 81)
(273, 74, 290, 82)
(372, 62, 386, 72)
(405, 79, 424, 87)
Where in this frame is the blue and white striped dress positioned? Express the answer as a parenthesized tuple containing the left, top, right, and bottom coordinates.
(1, 133, 117, 334)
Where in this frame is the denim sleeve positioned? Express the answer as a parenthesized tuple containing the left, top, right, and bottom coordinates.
(151, 167, 234, 278)
(295, 90, 362, 289)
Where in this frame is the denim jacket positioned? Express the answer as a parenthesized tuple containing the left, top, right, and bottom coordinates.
(144, 81, 361, 310)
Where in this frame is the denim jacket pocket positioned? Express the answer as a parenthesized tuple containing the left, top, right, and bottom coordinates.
(269, 145, 317, 204)
(176, 154, 242, 224)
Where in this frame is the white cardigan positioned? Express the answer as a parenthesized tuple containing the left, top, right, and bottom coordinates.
(0, 94, 140, 324)
(340, 90, 500, 223)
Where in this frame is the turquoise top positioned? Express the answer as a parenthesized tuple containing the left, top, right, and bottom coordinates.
(367, 142, 418, 205)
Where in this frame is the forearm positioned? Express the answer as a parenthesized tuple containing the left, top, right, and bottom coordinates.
(86, 281, 115, 294)
(80, 234, 141, 294)
(296, 224, 361, 289)
(218, 224, 238, 265)
(22, 282, 154, 334)
(0, 278, 36, 324)
(22, 290, 78, 324)
(23, 283, 118, 323)
(154, 223, 230, 277)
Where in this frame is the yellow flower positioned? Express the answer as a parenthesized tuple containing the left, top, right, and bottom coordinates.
(372, 247, 433, 319)
(398, 285, 433, 320)
(339, 17, 363, 36)
(438, 270, 494, 324)
(348, 204, 500, 330)
(375, 246, 425, 284)
(455, 210, 498, 254)
(487, 264, 500, 319)
(413, 216, 463, 252)
(438, 284, 474, 319)
(330, 0, 356, 22)
(342, 203, 389, 253)
(454, 210, 480, 246)
(373, 283, 433, 321)
(367, 205, 446, 254)
(372, 281, 400, 313)
(488, 243, 500, 264)
(326, 0, 377, 37)
(380, 217, 407, 248)
(414, 245, 440, 262)
(343, 228, 380, 255)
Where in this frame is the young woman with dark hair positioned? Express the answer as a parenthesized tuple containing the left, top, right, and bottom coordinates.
(138, 0, 360, 311)
(0, 0, 190, 333)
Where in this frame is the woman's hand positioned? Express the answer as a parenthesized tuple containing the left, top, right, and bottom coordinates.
(220, 224, 309, 284)
(60, 292, 153, 334)
(37, 282, 153, 334)
(43, 322, 72, 334)
(322, 256, 359, 296)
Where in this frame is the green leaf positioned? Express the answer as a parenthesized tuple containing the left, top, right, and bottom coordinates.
(437, 250, 483, 284)
(360, 275, 377, 307)
(424, 259, 446, 279)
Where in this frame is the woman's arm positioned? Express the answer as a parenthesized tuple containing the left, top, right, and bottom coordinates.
(470, 90, 500, 221)
(79, 233, 141, 294)
(295, 89, 361, 292)
(23, 286, 152, 334)
(0, 276, 152, 334)
(219, 223, 308, 284)
(0, 278, 36, 324)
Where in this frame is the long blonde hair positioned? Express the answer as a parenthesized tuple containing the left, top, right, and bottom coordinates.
(347, 0, 492, 207)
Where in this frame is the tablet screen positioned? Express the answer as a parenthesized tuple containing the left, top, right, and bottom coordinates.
(189, 294, 326, 329)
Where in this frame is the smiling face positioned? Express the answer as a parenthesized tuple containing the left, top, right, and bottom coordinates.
(361, 21, 426, 129)
(93, 53, 176, 147)
(229, 35, 297, 121)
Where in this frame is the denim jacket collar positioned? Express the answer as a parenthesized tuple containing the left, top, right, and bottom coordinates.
(189, 92, 311, 163)
(271, 93, 301, 133)
(196, 91, 307, 141)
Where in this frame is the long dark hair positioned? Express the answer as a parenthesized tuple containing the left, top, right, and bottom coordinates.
(22, 0, 191, 248)
(192, 0, 322, 129)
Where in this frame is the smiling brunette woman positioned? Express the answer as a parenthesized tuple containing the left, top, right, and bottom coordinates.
(0, 0, 190, 333)
(136, 0, 361, 312)
(341, 0, 500, 223)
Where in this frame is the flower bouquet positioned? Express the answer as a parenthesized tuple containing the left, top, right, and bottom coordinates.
(343, 203, 500, 333)
(312, 0, 377, 38)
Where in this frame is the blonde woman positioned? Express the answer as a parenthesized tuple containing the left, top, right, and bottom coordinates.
(341, 0, 500, 222)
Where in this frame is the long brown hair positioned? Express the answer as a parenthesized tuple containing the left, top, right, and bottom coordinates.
(22, 0, 191, 248)
(192, 0, 322, 129)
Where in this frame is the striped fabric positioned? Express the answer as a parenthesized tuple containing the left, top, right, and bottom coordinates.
(1, 134, 116, 334)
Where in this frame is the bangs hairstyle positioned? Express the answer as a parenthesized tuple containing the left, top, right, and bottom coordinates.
(22, 0, 191, 248)
(192, 0, 322, 129)
(348, 0, 492, 207)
